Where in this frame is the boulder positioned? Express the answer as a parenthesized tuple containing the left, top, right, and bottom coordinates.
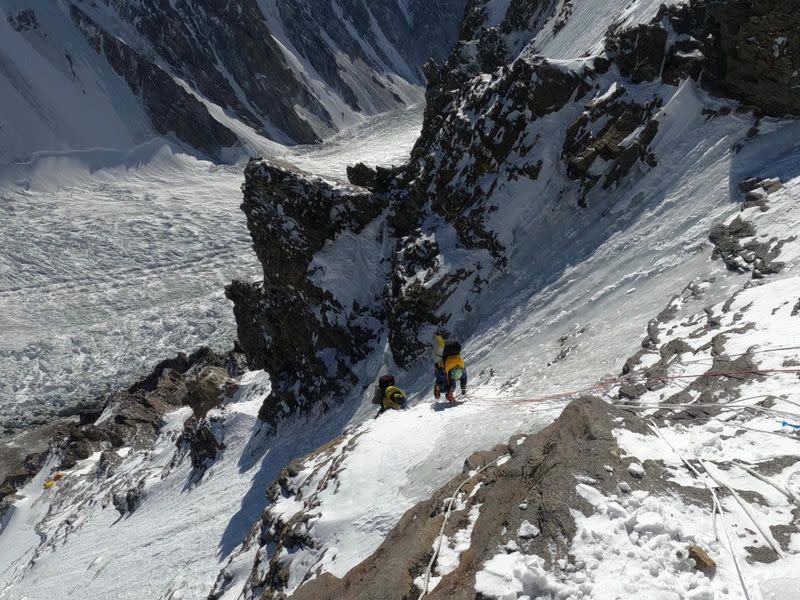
(346, 163, 377, 189)
(185, 367, 237, 418)
(688, 545, 717, 575)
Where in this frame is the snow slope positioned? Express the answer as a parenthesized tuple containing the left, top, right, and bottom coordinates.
(224, 124, 800, 598)
(5, 98, 794, 600)
(1, 372, 279, 600)
(2, 1, 800, 599)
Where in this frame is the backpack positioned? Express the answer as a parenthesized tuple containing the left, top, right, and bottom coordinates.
(442, 338, 461, 362)
(433, 335, 445, 366)
(383, 385, 407, 410)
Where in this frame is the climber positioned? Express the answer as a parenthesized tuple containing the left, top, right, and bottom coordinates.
(433, 335, 468, 402)
(372, 374, 407, 415)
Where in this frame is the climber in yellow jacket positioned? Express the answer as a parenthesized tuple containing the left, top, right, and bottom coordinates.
(433, 335, 468, 402)
(373, 374, 407, 415)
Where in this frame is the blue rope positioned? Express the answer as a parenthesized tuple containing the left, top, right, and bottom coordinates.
(781, 421, 800, 430)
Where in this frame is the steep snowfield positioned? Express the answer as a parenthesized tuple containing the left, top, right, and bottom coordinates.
(1, 372, 275, 599)
(0, 2, 147, 161)
(3, 106, 798, 600)
(0, 105, 423, 433)
(227, 119, 800, 598)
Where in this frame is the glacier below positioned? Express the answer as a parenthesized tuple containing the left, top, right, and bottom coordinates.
(0, 104, 424, 434)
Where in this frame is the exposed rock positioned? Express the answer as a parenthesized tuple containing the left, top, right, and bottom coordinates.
(178, 418, 224, 471)
(608, 22, 668, 83)
(517, 519, 540, 539)
(112, 480, 145, 516)
(7, 8, 38, 32)
(0, 426, 57, 500)
(0, 344, 242, 503)
(563, 90, 661, 204)
(69, 5, 238, 160)
(709, 217, 785, 276)
(739, 177, 762, 193)
(227, 161, 387, 424)
(463, 443, 509, 472)
(345, 163, 401, 193)
(345, 163, 377, 189)
(477, 27, 507, 72)
(74, 0, 323, 144)
(760, 177, 783, 193)
(285, 398, 678, 600)
(627, 462, 645, 479)
(706, 0, 800, 116)
(604, 1, 800, 116)
(185, 367, 237, 419)
(275, 0, 466, 105)
(618, 383, 647, 401)
(688, 544, 717, 575)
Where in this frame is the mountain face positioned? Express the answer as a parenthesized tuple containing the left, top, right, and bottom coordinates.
(0, 0, 466, 161)
(3, 1, 800, 599)
(228, 0, 800, 423)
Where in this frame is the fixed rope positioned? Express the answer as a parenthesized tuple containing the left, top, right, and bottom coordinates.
(461, 364, 800, 409)
(649, 422, 753, 600)
(418, 454, 508, 599)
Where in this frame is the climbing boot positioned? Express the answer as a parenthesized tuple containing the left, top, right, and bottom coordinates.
(434, 384, 441, 399)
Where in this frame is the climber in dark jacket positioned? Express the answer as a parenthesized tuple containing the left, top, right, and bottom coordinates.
(373, 374, 407, 415)
(433, 335, 468, 402)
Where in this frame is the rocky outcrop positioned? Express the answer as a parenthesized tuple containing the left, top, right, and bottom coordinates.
(606, 0, 800, 116)
(227, 162, 387, 425)
(282, 398, 681, 600)
(345, 163, 400, 193)
(563, 87, 660, 204)
(69, 5, 239, 160)
(0, 346, 244, 503)
(7, 9, 38, 32)
(228, 0, 800, 424)
(709, 216, 785, 277)
(705, 0, 800, 116)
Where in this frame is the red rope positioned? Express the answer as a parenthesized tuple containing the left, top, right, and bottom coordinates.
(468, 367, 800, 407)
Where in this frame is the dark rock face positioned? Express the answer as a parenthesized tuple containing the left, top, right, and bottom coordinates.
(7, 9, 38, 32)
(706, 0, 800, 116)
(276, 0, 467, 103)
(95, 0, 326, 145)
(112, 480, 145, 516)
(563, 88, 660, 204)
(345, 163, 378, 189)
(608, 23, 668, 83)
(1, 428, 56, 501)
(178, 418, 224, 471)
(709, 216, 785, 276)
(608, 0, 800, 116)
(69, 5, 238, 160)
(227, 161, 387, 425)
(57, 0, 468, 155)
